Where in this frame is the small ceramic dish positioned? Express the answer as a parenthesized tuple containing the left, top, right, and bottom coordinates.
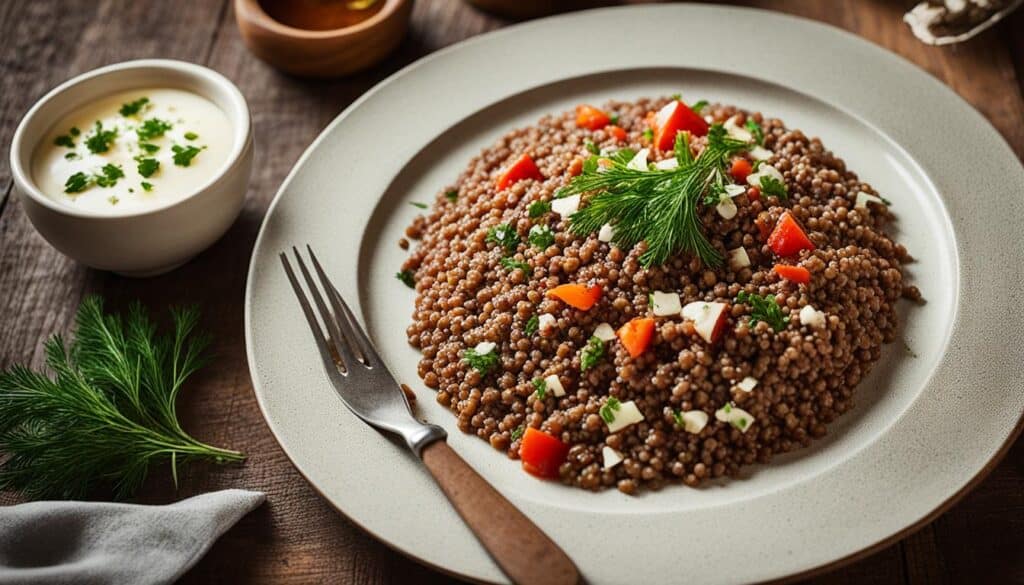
(10, 59, 253, 277)
(234, 0, 412, 78)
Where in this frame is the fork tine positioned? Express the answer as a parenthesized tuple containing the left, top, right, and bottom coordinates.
(305, 245, 385, 367)
(289, 247, 360, 370)
(279, 252, 340, 374)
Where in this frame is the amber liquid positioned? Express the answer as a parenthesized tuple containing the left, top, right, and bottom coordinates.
(259, 0, 384, 31)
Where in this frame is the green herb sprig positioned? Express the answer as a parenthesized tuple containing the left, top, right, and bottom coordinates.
(599, 396, 621, 424)
(579, 335, 605, 371)
(396, 270, 415, 288)
(486, 223, 520, 252)
(736, 290, 789, 332)
(531, 378, 547, 401)
(524, 315, 539, 336)
(0, 297, 243, 500)
(500, 257, 532, 275)
(463, 346, 500, 376)
(563, 124, 749, 267)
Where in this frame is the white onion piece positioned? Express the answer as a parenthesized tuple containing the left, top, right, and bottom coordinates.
(724, 115, 753, 142)
(728, 247, 750, 271)
(551, 194, 580, 217)
(750, 146, 774, 161)
(651, 291, 682, 317)
(799, 305, 827, 329)
(654, 158, 679, 170)
(715, 403, 755, 433)
(736, 376, 758, 392)
(598, 223, 616, 242)
(855, 192, 885, 209)
(605, 400, 645, 433)
(626, 148, 650, 171)
(602, 446, 624, 469)
(538, 313, 557, 336)
(592, 322, 616, 342)
(544, 374, 566, 397)
(716, 197, 737, 219)
(474, 341, 496, 354)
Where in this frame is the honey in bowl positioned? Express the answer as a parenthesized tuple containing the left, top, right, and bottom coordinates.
(258, 0, 384, 31)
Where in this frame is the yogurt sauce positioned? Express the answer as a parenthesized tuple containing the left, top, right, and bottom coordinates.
(32, 88, 232, 214)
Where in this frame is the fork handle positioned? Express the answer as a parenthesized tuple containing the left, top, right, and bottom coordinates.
(420, 440, 581, 585)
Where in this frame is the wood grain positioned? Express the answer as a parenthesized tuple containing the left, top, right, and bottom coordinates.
(421, 441, 580, 585)
(0, 1, 1021, 584)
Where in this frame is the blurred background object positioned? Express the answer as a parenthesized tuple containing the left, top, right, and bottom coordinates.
(904, 0, 1022, 44)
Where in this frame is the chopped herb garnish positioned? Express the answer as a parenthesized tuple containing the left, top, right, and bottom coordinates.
(94, 163, 124, 188)
(63, 152, 79, 160)
(642, 128, 654, 142)
(531, 378, 547, 401)
(500, 257, 532, 275)
(672, 409, 685, 427)
(609, 113, 620, 125)
(410, 201, 428, 209)
(599, 396, 621, 424)
(524, 314, 539, 336)
(579, 335, 605, 371)
(463, 346, 500, 376)
(84, 121, 117, 154)
(691, 100, 709, 114)
(70, 126, 80, 136)
(759, 175, 788, 199)
(511, 425, 525, 441)
(135, 156, 160, 178)
(184, 131, 198, 141)
(745, 119, 764, 145)
(139, 142, 160, 154)
(528, 200, 551, 218)
(141, 181, 154, 192)
(486, 223, 520, 252)
(135, 118, 172, 141)
(445, 189, 458, 202)
(171, 144, 204, 167)
(64, 172, 92, 194)
(396, 270, 415, 288)
(584, 138, 599, 155)
(526, 225, 554, 250)
(736, 290, 789, 332)
(54, 134, 75, 148)
(119, 97, 150, 117)
(563, 124, 749, 267)
(107, 195, 120, 205)
(670, 93, 682, 101)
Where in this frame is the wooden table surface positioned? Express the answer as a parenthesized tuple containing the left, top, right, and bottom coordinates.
(1, 1, 1021, 583)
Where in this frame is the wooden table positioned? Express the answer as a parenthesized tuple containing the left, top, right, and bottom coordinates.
(1, 1, 1021, 582)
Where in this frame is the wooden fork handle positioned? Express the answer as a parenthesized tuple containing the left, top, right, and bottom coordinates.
(420, 440, 581, 585)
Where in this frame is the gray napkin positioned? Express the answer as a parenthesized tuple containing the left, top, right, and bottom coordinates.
(0, 489, 265, 585)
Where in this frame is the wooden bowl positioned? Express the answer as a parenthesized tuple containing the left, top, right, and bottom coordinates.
(234, 0, 412, 78)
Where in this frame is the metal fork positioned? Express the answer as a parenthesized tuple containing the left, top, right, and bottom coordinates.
(281, 245, 580, 585)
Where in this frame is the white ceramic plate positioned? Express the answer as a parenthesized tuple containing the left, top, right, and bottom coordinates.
(245, 5, 1024, 584)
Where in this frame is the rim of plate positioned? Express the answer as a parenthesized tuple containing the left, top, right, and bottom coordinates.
(244, 5, 1024, 583)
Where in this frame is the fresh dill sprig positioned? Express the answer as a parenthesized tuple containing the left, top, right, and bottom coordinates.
(563, 124, 749, 267)
(736, 290, 790, 332)
(0, 296, 243, 500)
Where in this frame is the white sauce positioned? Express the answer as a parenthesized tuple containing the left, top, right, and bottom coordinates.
(33, 88, 232, 215)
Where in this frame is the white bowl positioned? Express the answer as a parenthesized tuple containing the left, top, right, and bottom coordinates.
(9, 59, 253, 277)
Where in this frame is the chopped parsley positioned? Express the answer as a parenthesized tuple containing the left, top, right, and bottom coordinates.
(579, 335, 605, 371)
(135, 118, 172, 141)
(759, 175, 788, 199)
(64, 152, 79, 161)
(54, 134, 75, 148)
(642, 128, 654, 142)
(118, 97, 150, 117)
(70, 126, 80, 136)
(84, 122, 117, 154)
(171, 144, 204, 167)
(500, 257, 532, 275)
(511, 425, 525, 441)
(64, 172, 92, 194)
(599, 396, 621, 424)
(736, 290, 789, 332)
(445, 189, 458, 202)
(745, 119, 764, 145)
(409, 201, 428, 209)
(583, 138, 599, 155)
(609, 113, 620, 125)
(94, 163, 124, 188)
(139, 142, 160, 154)
(396, 270, 415, 288)
(672, 409, 685, 427)
(531, 378, 547, 401)
(528, 224, 554, 248)
(141, 181, 154, 192)
(135, 156, 160, 178)
(485, 223, 520, 252)
(184, 131, 198, 141)
(528, 200, 551, 218)
(463, 346, 500, 376)
(524, 314, 539, 336)
(691, 99, 708, 113)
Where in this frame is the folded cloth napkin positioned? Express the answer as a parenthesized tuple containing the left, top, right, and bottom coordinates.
(0, 489, 265, 585)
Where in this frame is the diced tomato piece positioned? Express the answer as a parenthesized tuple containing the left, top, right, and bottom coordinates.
(567, 157, 583, 177)
(576, 105, 610, 130)
(547, 284, 602, 311)
(617, 317, 655, 358)
(496, 153, 544, 190)
(607, 125, 627, 141)
(651, 100, 708, 151)
(768, 212, 815, 257)
(730, 158, 752, 183)
(773, 264, 811, 284)
(747, 186, 761, 201)
(520, 427, 569, 479)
